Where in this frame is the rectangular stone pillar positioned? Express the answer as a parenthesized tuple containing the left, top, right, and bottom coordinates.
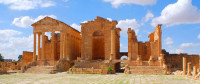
(38, 33, 41, 60)
(110, 28, 115, 60)
(33, 33, 36, 61)
(127, 28, 132, 61)
(60, 31, 63, 59)
(183, 56, 187, 75)
(41, 32, 45, 60)
(65, 33, 70, 60)
(51, 31, 55, 60)
(62, 31, 66, 59)
(193, 66, 197, 76)
(187, 62, 192, 76)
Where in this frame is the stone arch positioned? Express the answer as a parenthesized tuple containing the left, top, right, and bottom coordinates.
(92, 31, 105, 60)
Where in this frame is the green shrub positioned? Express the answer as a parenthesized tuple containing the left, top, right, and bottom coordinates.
(108, 66, 113, 73)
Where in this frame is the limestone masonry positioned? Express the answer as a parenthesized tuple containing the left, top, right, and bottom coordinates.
(1, 16, 199, 75)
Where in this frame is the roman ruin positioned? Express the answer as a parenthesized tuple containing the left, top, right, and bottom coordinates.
(20, 17, 81, 73)
(1, 16, 197, 75)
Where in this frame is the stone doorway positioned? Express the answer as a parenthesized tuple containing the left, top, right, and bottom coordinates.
(92, 31, 105, 60)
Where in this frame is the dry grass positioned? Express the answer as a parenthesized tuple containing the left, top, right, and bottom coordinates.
(0, 73, 199, 84)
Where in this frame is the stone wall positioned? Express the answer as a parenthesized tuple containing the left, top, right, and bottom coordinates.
(20, 51, 33, 67)
(127, 24, 162, 62)
(163, 51, 199, 71)
(0, 62, 17, 74)
(81, 16, 120, 60)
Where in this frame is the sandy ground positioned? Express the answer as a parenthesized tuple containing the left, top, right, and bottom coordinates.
(0, 73, 199, 84)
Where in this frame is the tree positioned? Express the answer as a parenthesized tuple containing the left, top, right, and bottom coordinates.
(0, 53, 4, 62)
(18, 55, 23, 61)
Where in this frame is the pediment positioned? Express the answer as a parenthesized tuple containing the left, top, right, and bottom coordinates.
(32, 17, 62, 26)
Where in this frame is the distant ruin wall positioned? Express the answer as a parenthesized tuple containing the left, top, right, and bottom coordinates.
(20, 51, 33, 67)
(164, 53, 199, 71)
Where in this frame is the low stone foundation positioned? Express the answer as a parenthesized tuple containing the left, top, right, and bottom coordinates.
(56, 59, 73, 72)
(71, 60, 110, 74)
(0, 70, 7, 75)
(71, 68, 108, 74)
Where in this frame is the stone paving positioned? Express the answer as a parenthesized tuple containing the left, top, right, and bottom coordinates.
(0, 73, 199, 84)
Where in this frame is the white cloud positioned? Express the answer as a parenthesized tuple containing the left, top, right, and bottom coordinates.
(107, 18, 112, 21)
(0, 0, 56, 10)
(197, 34, 200, 39)
(180, 43, 200, 49)
(80, 21, 88, 24)
(117, 19, 140, 35)
(143, 11, 154, 22)
(174, 49, 184, 54)
(0, 30, 21, 43)
(164, 37, 173, 45)
(103, 0, 157, 8)
(12, 15, 57, 28)
(0, 30, 33, 60)
(152, 0, 200, 27)
(167, 46, 185, 54)
(71, 23, 81, 32)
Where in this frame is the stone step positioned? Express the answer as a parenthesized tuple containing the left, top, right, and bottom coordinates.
(129, 66, 164, 75)
(24, 66, 56, 74)
(129, 66, 163, 69)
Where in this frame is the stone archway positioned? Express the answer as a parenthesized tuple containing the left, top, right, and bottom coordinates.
(92, 31, 105, 60)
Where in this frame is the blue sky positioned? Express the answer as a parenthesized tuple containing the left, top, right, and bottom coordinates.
(0, 0, 200, 60)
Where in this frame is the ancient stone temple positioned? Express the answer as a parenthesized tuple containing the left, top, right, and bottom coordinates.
(71, 17, 121, 74)
(81, 16, 121, 60)
(20, 17, 81, 73)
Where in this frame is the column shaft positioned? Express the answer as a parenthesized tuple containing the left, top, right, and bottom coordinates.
(33, 33, 36, 61)
(183, 56, 187, 75)
(60, 31, 63, 59)
(63, 31, 66, 59)
(110, 28, 115, 60)
(42, 32, 45, 60)
(51, 31, 55, 60)
(193, 66, 197, 76)
(38, 33, 41, 60)
(65, 33, 70, 60)
(187, 62, 192, 76)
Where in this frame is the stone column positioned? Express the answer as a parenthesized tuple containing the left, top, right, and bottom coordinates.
(148, 56, 154, 66)
(127, 28, 132, 61)
(159, 54, 165, 66)
(38, 33, 41, 60)
(62, 31, 66, 59)
(60, 31, 63, 59)
(183, 56, 187, 75)
(65, 33, 69, 60)
(68, 35, 71, 60)
(187, 62, 192, 76)
(41, 32, 45, 60)
(193, 66, 197, 76)
(51, 31, 55, 60)
(33, 33, 36, 62)
(136, 55, 142, 66)
(110, 28, 115, 60)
